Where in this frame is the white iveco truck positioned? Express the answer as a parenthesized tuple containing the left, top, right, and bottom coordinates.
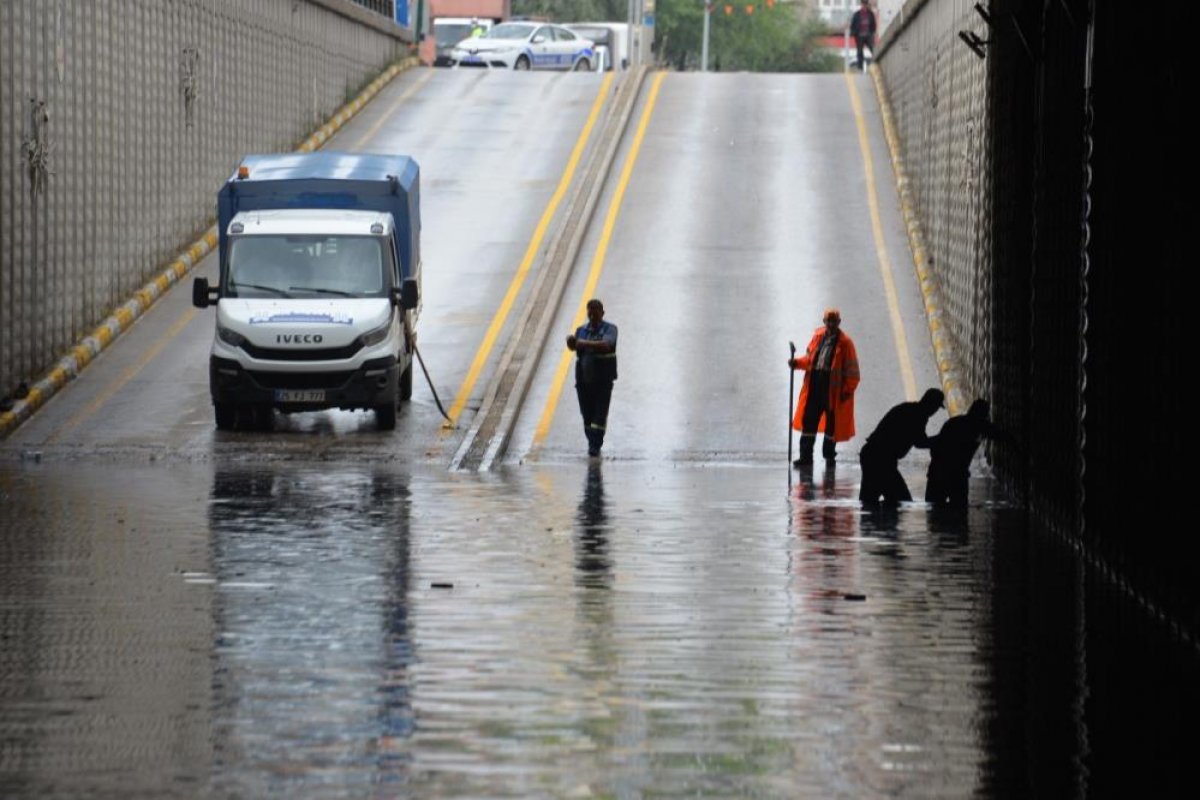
(192, 152, 422, 431)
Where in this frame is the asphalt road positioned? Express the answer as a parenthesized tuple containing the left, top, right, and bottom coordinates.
(0, 67, 942, 468)
(2, 68, 1193, 799)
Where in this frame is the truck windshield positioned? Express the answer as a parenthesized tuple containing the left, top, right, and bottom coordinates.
(227, 235, 387, 299)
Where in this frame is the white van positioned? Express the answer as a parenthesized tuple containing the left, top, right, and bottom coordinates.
(565, 22, 629, 70)
(432, 17, 493, 66)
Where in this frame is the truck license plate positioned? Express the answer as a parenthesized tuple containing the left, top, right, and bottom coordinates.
(274, 389, 325, 403)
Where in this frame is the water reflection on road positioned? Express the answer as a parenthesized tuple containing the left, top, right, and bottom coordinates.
(0, 459, 1194, 797)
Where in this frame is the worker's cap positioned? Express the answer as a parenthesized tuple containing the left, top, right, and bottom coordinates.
(823, 308, 841, 322)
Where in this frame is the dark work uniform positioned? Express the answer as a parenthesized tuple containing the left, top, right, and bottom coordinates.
(925, 401, 1001, 506)
(573, 319, 618, 456)
(800, 330, 840, 461)
(859, 392, 941, 504)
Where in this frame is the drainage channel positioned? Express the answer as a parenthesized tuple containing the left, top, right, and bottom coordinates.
(449, 66, 650, 472)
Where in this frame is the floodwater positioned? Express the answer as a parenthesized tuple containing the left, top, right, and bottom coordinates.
(0, 458, 1195, 798)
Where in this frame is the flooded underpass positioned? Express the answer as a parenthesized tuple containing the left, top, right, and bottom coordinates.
(0, 458, 1195, 797)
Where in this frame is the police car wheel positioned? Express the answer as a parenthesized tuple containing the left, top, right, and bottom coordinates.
(573, 58, 590, 71)
(515, 55, 530, 70)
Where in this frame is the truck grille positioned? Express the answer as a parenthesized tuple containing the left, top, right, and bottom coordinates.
(246, 371, 355, 390)
(241, 342, 363, 361)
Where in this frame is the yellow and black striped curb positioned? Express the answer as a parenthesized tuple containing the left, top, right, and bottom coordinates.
(869, 64, 968, 417)
(0, 55, 420, 440)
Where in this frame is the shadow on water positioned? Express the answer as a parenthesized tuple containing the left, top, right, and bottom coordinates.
(1, 460, 1197, 796)
(574, 461, 611, 590)
(206, 466, 415, 793)
(786, 463, 1198, 796)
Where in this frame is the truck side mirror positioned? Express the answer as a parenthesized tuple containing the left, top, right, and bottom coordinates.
(192, 277, 219, 308)
(393, 278, 419, 310)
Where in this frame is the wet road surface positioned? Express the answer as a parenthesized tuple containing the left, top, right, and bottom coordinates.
(1, 67, 1195, 798)
(2, 457, 1195, 797)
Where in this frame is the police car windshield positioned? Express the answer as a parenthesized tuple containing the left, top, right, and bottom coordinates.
(485, 22, 536, 40)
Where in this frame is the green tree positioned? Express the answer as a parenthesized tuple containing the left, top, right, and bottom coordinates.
(656, 0, 838, 72)
(511, 0, 838, 72)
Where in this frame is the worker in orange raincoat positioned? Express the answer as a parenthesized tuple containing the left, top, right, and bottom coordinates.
(789, 308, 860, 466)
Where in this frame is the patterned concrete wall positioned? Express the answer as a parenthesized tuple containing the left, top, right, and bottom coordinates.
(0, 0, 410, 403)
(873, 0, 991, 414)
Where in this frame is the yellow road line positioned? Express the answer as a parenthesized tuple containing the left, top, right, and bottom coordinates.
(845, 71, 917, 401)
(354, 69, 433, 148)
(45, 309, 199, 443)
(532, 71, 666, 449)
(442, 73, 616, 428)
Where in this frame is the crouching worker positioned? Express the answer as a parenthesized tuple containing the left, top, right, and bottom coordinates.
(925, 398, 1012, 507)
(859, 388, 944, 505)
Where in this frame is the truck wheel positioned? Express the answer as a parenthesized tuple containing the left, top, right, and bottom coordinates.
(375, 404, 397, 431)
(251, 404, 274, 431)
(515, 55, 531, 70)
(214, 403, 236, 431)
(399, 363, 413, 402)
(573, 57, 591, 72)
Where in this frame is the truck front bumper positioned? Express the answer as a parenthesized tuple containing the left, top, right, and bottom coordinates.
(210, 355, 398, 411)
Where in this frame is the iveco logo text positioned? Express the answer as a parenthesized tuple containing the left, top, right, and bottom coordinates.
(276, 334, 323, 344)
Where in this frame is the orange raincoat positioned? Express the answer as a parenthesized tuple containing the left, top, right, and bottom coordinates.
(791, 326, 860, 442)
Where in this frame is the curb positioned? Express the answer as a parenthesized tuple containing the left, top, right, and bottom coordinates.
(0, 55, 420, 440)
(868, 64, 969, 416)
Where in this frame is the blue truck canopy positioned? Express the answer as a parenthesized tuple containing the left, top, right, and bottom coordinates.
(217, 151, 421, 281)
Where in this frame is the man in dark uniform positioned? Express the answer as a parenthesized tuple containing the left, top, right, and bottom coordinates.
(925, 398, 1009, 507)
(859, 388, 944, 504)
(566, 298, 618, 458)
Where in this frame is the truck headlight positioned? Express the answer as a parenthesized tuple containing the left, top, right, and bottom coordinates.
(216, 324, 247, 348)
(358, 320, 392, 347)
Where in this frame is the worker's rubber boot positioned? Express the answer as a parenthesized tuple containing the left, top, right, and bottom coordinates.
(793, 435, 815, 467)
(822, 437, 836, 462)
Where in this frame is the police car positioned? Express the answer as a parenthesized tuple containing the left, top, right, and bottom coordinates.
(450, 22, 595, 71)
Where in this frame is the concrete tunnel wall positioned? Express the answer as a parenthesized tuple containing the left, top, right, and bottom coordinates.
(875, 0, 1192, 642)
(0, 0, 412, 408)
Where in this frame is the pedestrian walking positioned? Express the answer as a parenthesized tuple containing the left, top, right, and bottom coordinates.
(859, 388, 944, 504)
(925, 399, 1011, 507)
(848, 0, 877, 70)
(566, 298, 618, 458)
(789, 308, 861, 466)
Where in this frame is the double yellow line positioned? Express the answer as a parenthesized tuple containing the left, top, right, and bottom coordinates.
(441, 71, 667, 453)
(442, 73, 616, 427)
(533, 72, 666, 447)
